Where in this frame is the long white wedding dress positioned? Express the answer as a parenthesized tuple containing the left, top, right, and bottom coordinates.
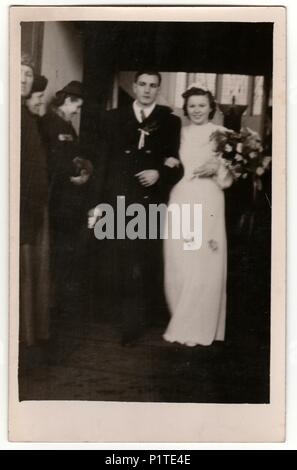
(163, 122, 233, 346)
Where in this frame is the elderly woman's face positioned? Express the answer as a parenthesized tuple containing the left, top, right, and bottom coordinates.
(26, 91, 45, 116)
(21, 65, 34, 97)
(62, 97, 83, 121)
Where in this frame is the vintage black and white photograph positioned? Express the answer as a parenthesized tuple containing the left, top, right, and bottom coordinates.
(9, 6, 286, 442)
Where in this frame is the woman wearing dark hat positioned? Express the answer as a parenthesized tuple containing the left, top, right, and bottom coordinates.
(40, 81, 93, 322)
(20, 53, 50, 364)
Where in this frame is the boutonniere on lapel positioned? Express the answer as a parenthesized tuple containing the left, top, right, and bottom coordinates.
(137, 121, 159, 149)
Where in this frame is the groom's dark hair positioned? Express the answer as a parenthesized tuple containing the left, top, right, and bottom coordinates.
(134, 71, 162, 86)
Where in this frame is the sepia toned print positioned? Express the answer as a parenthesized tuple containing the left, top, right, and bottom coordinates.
(9, 6, 286, 442)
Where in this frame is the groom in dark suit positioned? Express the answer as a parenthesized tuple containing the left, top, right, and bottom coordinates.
(90, 71, 181, 345)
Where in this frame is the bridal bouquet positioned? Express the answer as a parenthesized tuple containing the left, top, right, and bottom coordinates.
(210, 127, 271, 190)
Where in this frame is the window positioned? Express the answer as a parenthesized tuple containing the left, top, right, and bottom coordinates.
(190, 73, 217, 95)
(252, 76, 265, 115)
(174, 72, 217, 108)
(174, 72, 187, 108)
(221, 74, 249, 105)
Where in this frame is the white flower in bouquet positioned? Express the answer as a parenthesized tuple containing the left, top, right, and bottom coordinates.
(249, 151, 258, 159)
(236, 143, 243, 153)
(256, 167, 265, 176)
(262, 156, 272, 169)
(224, 143, 233, 153)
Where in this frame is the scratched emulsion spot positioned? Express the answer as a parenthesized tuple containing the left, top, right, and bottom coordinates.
(208, 239, 218, 251)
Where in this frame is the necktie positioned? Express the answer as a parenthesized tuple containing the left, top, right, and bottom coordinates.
(140, 109, 146, 122)
(138, 109, 148, 149)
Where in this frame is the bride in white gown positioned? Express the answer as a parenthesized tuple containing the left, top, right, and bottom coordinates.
(163, 86, 233, 347)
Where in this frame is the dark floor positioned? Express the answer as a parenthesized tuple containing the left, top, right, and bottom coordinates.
(18, 271, 270, 404)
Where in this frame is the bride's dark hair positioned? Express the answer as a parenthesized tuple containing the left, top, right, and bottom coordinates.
(182, 87, 216, 120)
